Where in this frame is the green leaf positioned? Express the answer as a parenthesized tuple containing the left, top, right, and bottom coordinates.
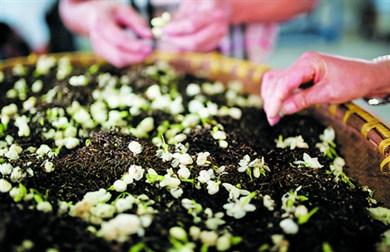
(322, 242, 333, 252)
(129, 242, 146, 252)
(259, 244, 269, 251)
(231, 236, 242, 245)
(298, 207, 319, 224)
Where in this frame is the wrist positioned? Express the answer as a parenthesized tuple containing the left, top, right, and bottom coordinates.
(365, 55, 390, 105)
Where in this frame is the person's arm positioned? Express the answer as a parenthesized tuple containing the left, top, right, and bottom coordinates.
(59, 0, 93, 36)
(261, 52, 390, 126)
(227, 0, 318, 24)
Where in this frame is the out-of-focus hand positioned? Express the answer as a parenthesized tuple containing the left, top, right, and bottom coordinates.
(79, 1, 153, 67)
(261, 52, 390, 126)
(161, 0, 229, 52)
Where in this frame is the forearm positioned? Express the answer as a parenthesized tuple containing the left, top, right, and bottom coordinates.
(227, 0, 317, 24)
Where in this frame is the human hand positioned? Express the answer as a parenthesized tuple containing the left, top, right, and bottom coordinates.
(161, 0, 229, 52)
(261, 52, 390, 126)
(84, 1, 153, 67)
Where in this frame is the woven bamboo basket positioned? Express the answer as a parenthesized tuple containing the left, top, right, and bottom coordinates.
(1, 52, 389, 207)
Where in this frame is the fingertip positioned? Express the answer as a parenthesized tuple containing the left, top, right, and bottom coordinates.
(267, 116, 280, 126)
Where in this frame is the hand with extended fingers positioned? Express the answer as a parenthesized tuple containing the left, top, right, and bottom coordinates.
(161, 0, 230, 52)
(261, 52, 390, 126)
(60, 0, 153, 67)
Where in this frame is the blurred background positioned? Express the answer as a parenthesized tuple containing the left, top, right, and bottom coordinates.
(0, 0, 389, 124)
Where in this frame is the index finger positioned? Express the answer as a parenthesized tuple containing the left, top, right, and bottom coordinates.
(262, 55, 317, 120)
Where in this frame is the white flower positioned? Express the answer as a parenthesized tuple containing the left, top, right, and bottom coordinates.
(219, 140, 228, 149)
(156, 149, 173, 162)
(63, 137, 80, 149)
(223, 196, 256, 219)
(189, 226, 201, 240)
(169, 226, 188, 242)
(145, 84, 161, 100)
(315, 142, 330, 156)
(294, 205, 308, 218)
(14, 115, 30, 137)
(0, 163, 13, 175)
(212, 131, 227, 140)
(10, 167, 25, 183)
(177, 165, 191, 179)
(197, 169, 214, 184)
(44, 161, 55, 173)
(128, 165, 145, 181)
(330, 156, 345, 179)
(222, 183, 250, 201)
(36, 144, 52, 158)
(182, 114, 200, 128)
(200, 230, 218, 246)
(279, 218, 299, 234)
(113, 180, 127, 192)
(58, 201, 70, 215)
(84, 189, 112, 205)
(172, 152, 193, 168)
(294, 153, 323, 169)
(140, 215, 153, 228)
(206, 180, 220, 195)
(276, 135, 309, 150)
(238, 155, 250, 172)
(320, 127, 335, 143)
(229, 107, 242, 120)
(90, 203, 115, 219)
(123, 174, 134, 185)
(196, 152, 210, 166)
(181, 198, 203, 214)
(202, 81, 225, 95)
(69, 75, 88, 86)
(263, 195, 275, 211)
(169, 96, 184, 115)
(128, 141, 143, 155)
(100, 214, 142, 242)
(160, 174, 181, 189)
(172, 133, 187, 144)
(115, 196, 135, 213)
(186, 83, 201, 96)
(179, 153, 193, 165)
(170, 187, 183, 198)
(37, 201, 53, 213)
(5, 148, 19, 160)
(205, 211, 225, 230)
(31, 79, 43, 93)
(216, 233, 233, 251)
(0, 178, 12, 193)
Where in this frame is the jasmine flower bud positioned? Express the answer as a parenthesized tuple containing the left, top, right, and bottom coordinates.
(279, 218, 299, 234)
(37, 201, 53, 213)
(169, 226, 187, 242)
(44, 161, 55, 173)
(128, 141, 143, 155)
(113, 180, 127, 192)
(0, 178, 12, 193)
(177, 165, 191, 179)
(200, 230, 218, 246)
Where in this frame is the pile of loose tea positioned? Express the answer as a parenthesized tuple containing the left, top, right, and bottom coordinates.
(0, 55, 389, 252)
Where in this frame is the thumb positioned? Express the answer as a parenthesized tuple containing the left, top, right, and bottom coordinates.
(281, 81, 332, 115)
